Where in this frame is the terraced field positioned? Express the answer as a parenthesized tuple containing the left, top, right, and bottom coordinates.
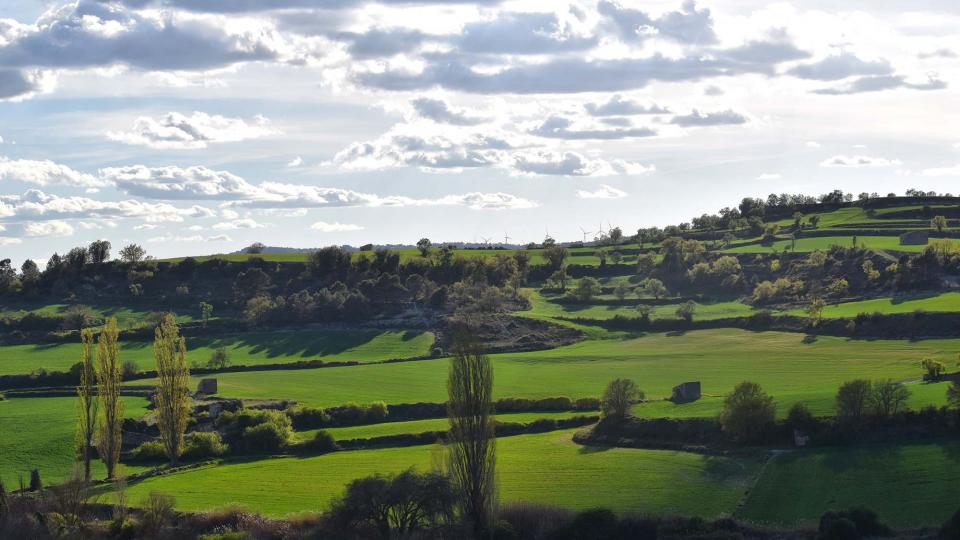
(0, 329, 434, 375)
(0, 302, 197, 328)
(524, 290, 758, 322)
(121, 430, 761, 517)
(724, 235, 957, 253)
(789, 292, 960, 319)
(739, 441, 960, 527)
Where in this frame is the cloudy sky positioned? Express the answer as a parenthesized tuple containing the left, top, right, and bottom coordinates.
(0, 0, 958, 263)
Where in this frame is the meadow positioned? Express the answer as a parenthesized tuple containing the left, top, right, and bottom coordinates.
(739, 440, 960, 527)
(134, 329, 960, 416)
(0, 396, 151, 487)
(723, 235, 955, 254)
(121, 429, 761, 517)
(788, 292, 960, 319)
(524, 291, 758, 322)
(0, 302, 197, 328)
(0, 329, 434, 375)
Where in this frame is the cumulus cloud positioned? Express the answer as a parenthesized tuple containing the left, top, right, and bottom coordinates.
(921, 165, 960, 177)
(121, 0, 501, 13)
(819, 155, 902, 168)
(584, 95, 670, 116)
(310, 221, 364, 232)
(0, 237, 22, 246)
(530, 115, 656, 140)
(101, 165, 263, 200)
(788, 53, 892, 81)
(513, 151, 654, 177)
(411, 98, 487, 125)
(576, 184, 628, 199)
(0, 69, 51, 100)
(24, 220, 74, 237)
(286, 157, 304, 168)
(805, 141, 821, 148)
(598, 0, 718, 45)
(0, 189, 214, 222)
(107, 112, 277, 149)
(454, 11, 596, 55)
(211, 218, 264, 230)
(0, 157, 106, 188)
(814, 74, 947, 95)
(670, 109, 747, 127)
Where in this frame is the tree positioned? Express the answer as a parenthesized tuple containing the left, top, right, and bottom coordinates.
(119, 243, 146, 263)
(807, 297, 826, 326)
(245, 242, 266, 254)
(793, 212, 803, 228)
(922, 358, 945, 380)
(66, 247, 89, 270)
(718, 382, 775, 443)
(207, 346, 230, 369)
(809, 215, 821, 228)
(76, 329, 98, 482)
(573, 277, 602, 301)
(870, 380, 910, 419)
(836, 379, 872, 424)
(542, 244, 568, 270)
(676, 300, 696, 322)
(947, 381, 960, 409)
(640, 278, 667, 299)
(594, 249, 608, 266)
(416, 238, 432, 257)
(154, 315, 192, 465)
(547, 267, 569, 291)
(635, 304, 652, 323)
(20, 259, 40, 285)
(95, 318, 123, 479)
(612, 282, 630, 300)
(601, 379, 641, 419)
(88, 240, 111, 264)
(329, 469, 455, 539)
(932, 215, 948, 232)
(608, 226, 623, 244)
(447, 334, 497, 535)
(199, 301, 213, 326)
(635, 253, 655, 275)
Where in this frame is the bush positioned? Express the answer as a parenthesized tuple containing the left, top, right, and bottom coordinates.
(121, 361, 139, 379)
(183, 432, 229, 459)
(940, 508, 960, 540)
(305, 431, 338, 453)
(244, 423, 291, 452)
(718, 382, 775, 443)
(208, 347, 231, 370)
(574, 397, 601, 410)
(817, 507, 889, 540)
(286, 406, 333, 430)
(140, 492, 175, 537)
(132, 441, 167, 462)
(602, 379, 642, 419)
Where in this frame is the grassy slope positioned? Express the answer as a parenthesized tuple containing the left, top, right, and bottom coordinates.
(739, 441, 960, 527)
(0, 303, 196, 328)
(0, 396, 150, 487)
(122, 430, 760, 517)
(139, 329, 960, 416)
(0, 329, 434, 375)
(787, 292, 960, 319)
(299, 411, 590, 441)
(723, 236, 958, 254)
(525, 290, 757, 321)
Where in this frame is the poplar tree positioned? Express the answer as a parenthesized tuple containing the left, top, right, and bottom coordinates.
(446, 333, 497, 535)
(76, 329, 98, 481)
(154, 314, 192, 465)
(95, 317, 123, 479)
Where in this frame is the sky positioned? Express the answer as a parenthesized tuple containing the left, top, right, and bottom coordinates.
(0, 0, 958, 264)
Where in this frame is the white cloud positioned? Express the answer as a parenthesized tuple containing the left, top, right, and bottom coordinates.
(211, 218, 264, 230)
(310, 221, 364, 232)
(921, 165, 960, 177)
(207, 234, 232, 241)
(286, 156, 304, 168)
(806, 141, 821, 148)
(148, 233, 228, 243)
(24, 220, 74, 237)
(102, 165, 263, 200)
(756, 173, 782, 180)
(411, 98, 487, 125)
(513, 151, 654, 177)
(670, 109, 748, 127)
(0, 189, 214, 222)
(107, 112, 277, 149)
(576, 184, 628, 199)
(820, 155, 902, 168)
(0, 157, 106, 188)
(134, 223, 159, 230)
(0, 237, 22, 246)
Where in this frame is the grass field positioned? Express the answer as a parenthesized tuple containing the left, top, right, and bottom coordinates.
(0, 302, 196, 328)
(723, 236, 956, 254)
(525, 291, 757, 322)
(0, 396, 151, 487)
(787, 292, 960, 319)
(0, 329, 434, 375)
(739, 441, 960, 527)
(121, 430, 760, 517)
(134, 329, 960, 417)
(300, 411, 591, 441)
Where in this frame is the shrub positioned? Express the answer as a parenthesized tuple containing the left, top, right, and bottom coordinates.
(207, 347, 231, 370)
(574, 397, 601, 410)
(786, 402, 816, 433)
(140, 492, 175, 537)
(601, 379, 642, 419)
(244, 423, 291, 452)
(183, 432, 229, 459)
(818, 507, 890, 539)
(718, 382, 775, 443)
(132, 441, 167, 462)
(121, 361, 139, 379)
(286, 406, 333, 430)
(524, 418, 558, 433)
(676, 300, 696, 323)
(305, 430, 338, 453)
(923, 358, 946, 380)
(572, 277, 602, 301)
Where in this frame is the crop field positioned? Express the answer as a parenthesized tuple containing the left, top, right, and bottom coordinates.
(299, 411, 591, 441)
(739, 441, 960, 527)
(0, 396, 151, 487)
(134, 329, 959, 416)
(121, 429, 760, 517)
(0, 329, 434, 375)
(724, 235, 956, 254)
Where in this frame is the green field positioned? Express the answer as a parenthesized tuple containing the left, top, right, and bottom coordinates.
(525, 291, 757, 322)
(0, 396, 151, 487)
(134, 329, 959, 416)
(0, 329, 434, 375)
(302, 411, 591, 441)
(739, 441, 960, 527)
(0, 302, 196, 328)
(121, 430, 760, 517)
(788, 292, 960, 319)
(724, 235, 956, 254)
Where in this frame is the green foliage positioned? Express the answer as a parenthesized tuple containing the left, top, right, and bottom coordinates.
(183, 432, 229, 459)
(572, 277, 602, 301)
(835, 380, 872, 423)
(601, 379, 641, 419)
(207, 347, 230, 370)
(675, 300, 696, 322)
(922, 358, 945, 380)
(718, 382, 775, 443)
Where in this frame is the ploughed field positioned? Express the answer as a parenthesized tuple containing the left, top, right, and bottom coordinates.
(0, 329, 434, 375)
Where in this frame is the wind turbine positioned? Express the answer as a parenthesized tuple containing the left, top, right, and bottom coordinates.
(481, 236, 492, 246)
(503, 231, 511, 245)
(579, 226, 594, 243)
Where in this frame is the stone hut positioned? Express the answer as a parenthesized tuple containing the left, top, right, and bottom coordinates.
(671, 381, 701, 403)
(899, 230, 929, 246)
(197, 378, 218, 395)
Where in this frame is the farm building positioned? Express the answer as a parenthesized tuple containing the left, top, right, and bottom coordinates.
(671, 381, 701, 403)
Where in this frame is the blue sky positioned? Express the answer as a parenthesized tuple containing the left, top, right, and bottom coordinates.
(0, 0, 958, 264)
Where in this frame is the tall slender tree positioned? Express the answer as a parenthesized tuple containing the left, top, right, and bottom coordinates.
(95, 317, 123, 479)
(154, 314, 192, 465)
(446, 332, 497, 536)
(75, 329, 98, 482)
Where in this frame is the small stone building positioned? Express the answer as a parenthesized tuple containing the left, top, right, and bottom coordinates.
(899, 230, 929, 246)
(197, 378, 218, 395)
(671, 381, 701, 403)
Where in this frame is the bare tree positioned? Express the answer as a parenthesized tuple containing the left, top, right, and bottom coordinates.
(154, 314, 192, 465)
(95, 317, 123, 480)
(76, 329, 98, 482)
(446, 333, 497, 536)
(601, 378, 641, 419)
